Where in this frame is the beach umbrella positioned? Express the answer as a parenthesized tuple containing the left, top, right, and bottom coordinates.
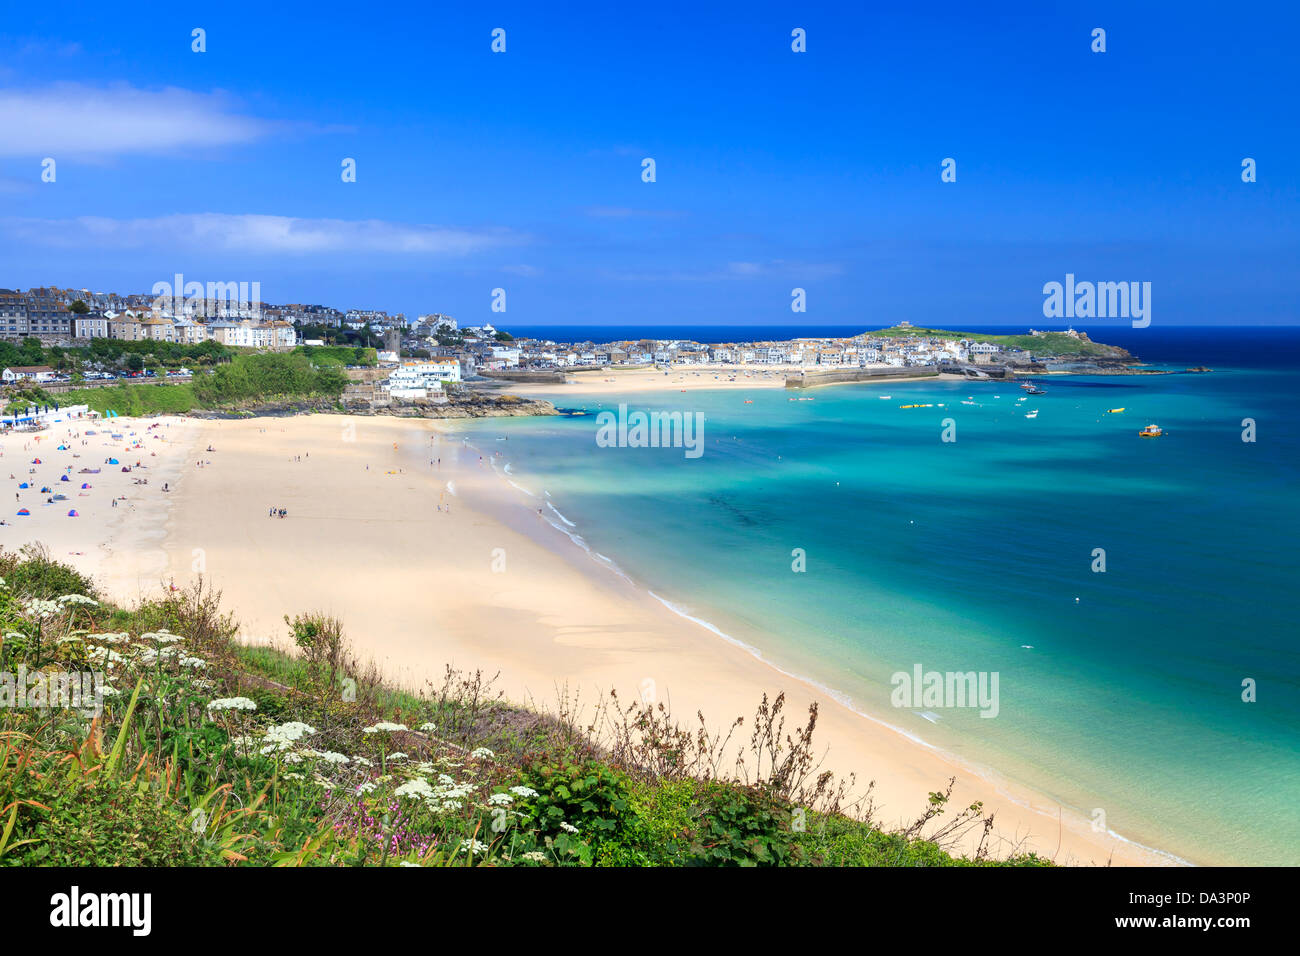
(67, 510, 78, 517)
(16, 509, 29, 516)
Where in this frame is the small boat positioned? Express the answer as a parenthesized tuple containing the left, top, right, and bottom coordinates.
(879, 395, 891, 400)
(1025, 410, 1038, 419)
(1107, 408, 1125, 413)
(1139, 424, 1163, 438)
(1025, 386, 1046, 395)
(743, 400, 753, 404)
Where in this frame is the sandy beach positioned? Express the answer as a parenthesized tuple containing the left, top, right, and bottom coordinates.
(27, 409, 1164, 867)
(2, 413, 202, 599)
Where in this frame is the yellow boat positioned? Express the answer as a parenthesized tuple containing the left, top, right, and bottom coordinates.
(1107, 408, 1125, 413)
(1139, 424, 1163, 438)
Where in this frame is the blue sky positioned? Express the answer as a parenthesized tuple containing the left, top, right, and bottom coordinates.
(1, 1, 1296, 327)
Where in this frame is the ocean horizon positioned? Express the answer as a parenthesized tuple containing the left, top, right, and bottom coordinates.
(456, 325, 1300, 866)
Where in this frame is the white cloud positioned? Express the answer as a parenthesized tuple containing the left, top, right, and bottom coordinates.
(1, 213, 523, 255)
(0, 83, 273, 156)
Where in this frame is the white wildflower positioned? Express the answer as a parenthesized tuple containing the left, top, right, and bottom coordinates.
(559, 822, 579, 835)
(469, 747, 495, 759)
(508, 785, 539, 799)
(362, 721, 408, 734)
(487, 792, 513, 806)
(395, 778, 436, 800)
(207, 697, 257, 712)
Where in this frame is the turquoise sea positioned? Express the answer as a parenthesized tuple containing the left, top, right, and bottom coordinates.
(456, 328, 1299, 866)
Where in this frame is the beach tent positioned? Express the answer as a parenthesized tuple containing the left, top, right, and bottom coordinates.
(107, 458, 119, 465)
(18, 482, 27, 489)
(30, 458, 40, 464)
(67, 510, 78, 517)
(60, 475, 70, 482)
(16, 509, 29, 516)
(121, 467, 130, 472)
(39, 486, 51, 493)
(81, 483, 91, 489)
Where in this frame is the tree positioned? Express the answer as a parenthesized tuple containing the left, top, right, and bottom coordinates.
(126, 353, 145, 372)
(494, 330, 514, 342)
(69, 300, 90, 314)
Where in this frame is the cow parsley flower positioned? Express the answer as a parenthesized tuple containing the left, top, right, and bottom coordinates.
(395, 778, 436, 800)
(261, 721, 316, 753)
(559, 822, 579, 834)
(362, 722, 408, 734)
(508, 785, 539, 798)
(487, 792, 513, 806)
(207, 697, 257, 712)
(469, 747, 494, 759)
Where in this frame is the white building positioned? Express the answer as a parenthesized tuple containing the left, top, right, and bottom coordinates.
(384, 365, 447, 400)
(73, 316, 110, 339)
(2, 365, 57, 383)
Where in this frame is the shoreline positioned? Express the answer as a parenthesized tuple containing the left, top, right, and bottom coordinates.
(132, 409, 1180, 866)
(452, 418, 1193, 867)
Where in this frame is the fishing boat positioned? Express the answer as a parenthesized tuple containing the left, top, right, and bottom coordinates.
(1139, 424, 1163, 438)
(1025, 409, 1038, 419)
(1024, 386, 1046, 395)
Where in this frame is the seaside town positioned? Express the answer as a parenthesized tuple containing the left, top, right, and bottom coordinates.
(0, 285, 1137, 405)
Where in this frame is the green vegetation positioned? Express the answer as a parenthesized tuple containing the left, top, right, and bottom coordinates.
(0, 547, 1052, 868)
(867, 326, 1127, 358)
(0, 336, 232, 375)
(190, 352, 348, 405)
(291, 344, 377, 367)
(4, 353, 349, 417)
